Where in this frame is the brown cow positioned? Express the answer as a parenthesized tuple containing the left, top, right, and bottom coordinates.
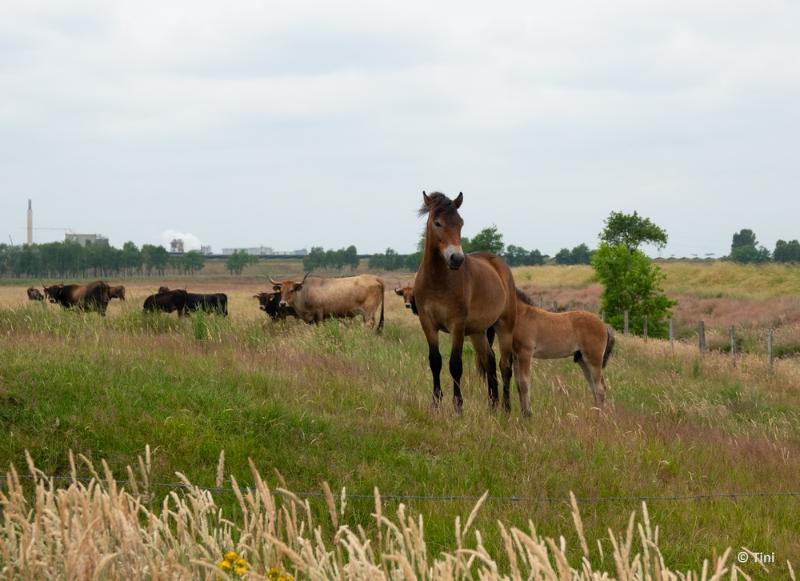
(393, 285, 417, 314)
(27, 287, 45, 301)
(109, 285, 126, 301)
(43, 281, 112, 315)
(269, 273, 385, 331)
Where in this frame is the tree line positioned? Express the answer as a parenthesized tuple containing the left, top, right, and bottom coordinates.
(0, 241, 206, 278)
(369, 226, 594, 271)
(728, 229, 800, 263)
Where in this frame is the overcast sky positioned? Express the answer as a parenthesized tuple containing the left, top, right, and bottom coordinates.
(1, 0, 798, 257)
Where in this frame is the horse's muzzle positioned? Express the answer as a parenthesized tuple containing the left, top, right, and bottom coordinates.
(444, 245, 465, 270)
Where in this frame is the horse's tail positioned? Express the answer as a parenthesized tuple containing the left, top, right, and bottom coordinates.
(603, 325, 615, 368)
(376, 279, 385, 333)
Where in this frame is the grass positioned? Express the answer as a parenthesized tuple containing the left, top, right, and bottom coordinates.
(1, 281, 799, 577)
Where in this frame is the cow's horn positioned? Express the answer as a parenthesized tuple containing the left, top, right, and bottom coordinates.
(268, 275, 280, 285)
(301, 271, 311, 284)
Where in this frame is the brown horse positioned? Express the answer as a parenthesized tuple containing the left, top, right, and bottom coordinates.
(513, 288, 615, 411)
(413, 191, 517, 412)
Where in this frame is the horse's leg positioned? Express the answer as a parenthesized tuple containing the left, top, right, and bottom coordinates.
(578, 358, 605, 406)
(469, 333, 498, 408)
(513, 345, 533, 416)
(449, 326, 465, 413)
(420, 319, 443, 409)
(495, 326, 515, 413)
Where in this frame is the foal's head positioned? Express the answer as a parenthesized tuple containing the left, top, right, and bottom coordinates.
(419, 191, 465, 270)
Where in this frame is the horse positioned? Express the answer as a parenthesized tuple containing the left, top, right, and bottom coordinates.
(413, 191, 517, 413)
(513, 288, 615, 410)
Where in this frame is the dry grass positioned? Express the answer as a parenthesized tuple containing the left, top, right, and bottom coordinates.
(0, 449, 783, 580)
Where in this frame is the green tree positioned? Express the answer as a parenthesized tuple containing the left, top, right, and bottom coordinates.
(774, 239, 800, 263)
(601, 211, 667, 250)
(554, 248, 573, 265)
(504, 245, 545, 267)
(465, 225, 504, 254)
(570, 243, 592, 265)
(593, 211, 675, 338)
(729, 229, 771, 263)
(181, 250, 206, 274)
(303, 246, 326, 271)
(226, 250, 256, 275)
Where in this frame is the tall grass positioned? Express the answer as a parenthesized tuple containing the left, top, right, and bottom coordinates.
(0, 449, 780, 580)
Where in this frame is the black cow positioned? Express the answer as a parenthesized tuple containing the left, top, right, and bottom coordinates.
(254, 291, 297, 320)
(185, 293, 228, 316)
(143, 289, 189, 315)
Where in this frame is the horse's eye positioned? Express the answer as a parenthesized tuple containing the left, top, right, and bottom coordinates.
(434, 221, 442, 228)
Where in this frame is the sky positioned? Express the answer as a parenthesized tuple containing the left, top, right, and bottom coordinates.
(1, 0, 799, 257)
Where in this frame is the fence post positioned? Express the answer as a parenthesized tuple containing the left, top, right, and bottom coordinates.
(730, 325, 736, 367)
(643, 316, 648, 341)
(669, 318, 674, 353)
(698, 320, 706, 355)
(768, 328, 774, 372)
(623, 310, 629, 336)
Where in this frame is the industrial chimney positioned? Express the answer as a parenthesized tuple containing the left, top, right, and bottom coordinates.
(26, 199, 33, 246)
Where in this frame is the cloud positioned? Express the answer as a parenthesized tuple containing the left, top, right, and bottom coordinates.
(159, 230, 203, 251)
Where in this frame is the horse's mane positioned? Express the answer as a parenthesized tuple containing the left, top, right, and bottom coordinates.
(418, 192, 455, 217)
(515, 287, 536, 306)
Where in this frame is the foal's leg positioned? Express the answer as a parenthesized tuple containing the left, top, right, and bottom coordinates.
(469, 332, 498, 408)
(449, 326, 465, 413)
(513, 345, 533, 416)
(578, 359, 606, 406)
(495, 327, 515, 413)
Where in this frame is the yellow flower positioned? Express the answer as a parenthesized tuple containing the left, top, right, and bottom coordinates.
(219, 560, 232, 571)
(268, 567, 281, 580)
(234, 566, 248, 577)
(235, 558, 249, 569)
(224, 551, 239, 562)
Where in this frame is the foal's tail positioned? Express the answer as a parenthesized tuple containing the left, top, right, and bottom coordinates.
(376, 279, 385, 333)
(602, 325, 616, 368)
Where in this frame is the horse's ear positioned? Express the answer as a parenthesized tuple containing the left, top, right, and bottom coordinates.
(454, 192, 463, 208)
(422, 191, 431, 207)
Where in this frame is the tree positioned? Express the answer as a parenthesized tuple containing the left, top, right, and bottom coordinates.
(593, 211, 675, 338)
(465, 225, 504, 254)
(729, 229, 770, 263)
(504, 245, 544, 267)
(554, 248, 573, 265)
(600, 211, 667, 250)
(181, 250, 206, 274)
(225, 250, 256, 275)
(774, 239, 800, 263)
(570, 243, 592, 265)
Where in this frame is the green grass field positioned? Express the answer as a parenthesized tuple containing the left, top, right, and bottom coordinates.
(1, 272, 799, 577)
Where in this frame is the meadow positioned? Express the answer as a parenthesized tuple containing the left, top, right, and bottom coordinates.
(1, 263, 799, 578)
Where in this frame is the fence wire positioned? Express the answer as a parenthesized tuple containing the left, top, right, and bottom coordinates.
(2, 473, 799, 505)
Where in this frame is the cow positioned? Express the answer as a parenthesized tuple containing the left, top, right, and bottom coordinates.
(109, 285, 126, 301)
(158, 286, 171, 294)
(43, 281, 112, 315)
(185, 292, 228, 316)
(393, 284, 417, 314)
(27, 287, 45, 301)
(268, 272, 385, 331)
(253, 291, 297, 320)
(143, 289, 188, 315)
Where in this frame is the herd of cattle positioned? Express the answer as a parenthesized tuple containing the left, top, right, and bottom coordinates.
(26, 274, 387, 329)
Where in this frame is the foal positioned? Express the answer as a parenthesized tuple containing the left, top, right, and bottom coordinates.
(413, 191, 517, 413)
(513, 289, 615, 411)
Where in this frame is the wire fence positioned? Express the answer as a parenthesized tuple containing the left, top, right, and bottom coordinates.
(2, 473, 800, 505)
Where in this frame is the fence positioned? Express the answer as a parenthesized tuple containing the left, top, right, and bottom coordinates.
(616, 309, 780, 373)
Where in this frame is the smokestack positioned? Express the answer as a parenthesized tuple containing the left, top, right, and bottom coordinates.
(26, 199, 32, 246)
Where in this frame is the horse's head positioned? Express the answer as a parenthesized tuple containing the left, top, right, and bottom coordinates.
(420, 191, 465, 270)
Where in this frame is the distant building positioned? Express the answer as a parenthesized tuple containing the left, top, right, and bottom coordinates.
(222, 246, 274, 256)
(65, 233, 109, 247)
(220, 247, 308, 256)
(170, 238, 185, 253)
(200, 245, 213, 255)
